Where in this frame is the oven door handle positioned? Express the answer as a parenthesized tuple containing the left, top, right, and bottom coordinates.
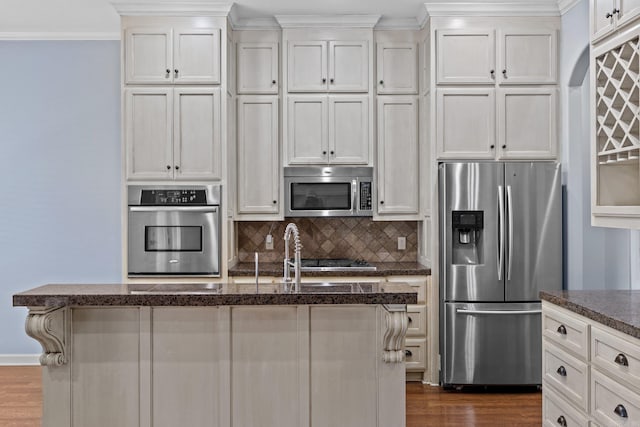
(129, 206, 218, 213)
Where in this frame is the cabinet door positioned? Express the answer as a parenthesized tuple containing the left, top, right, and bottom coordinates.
(436, 88, 496, 159)
(436, 29, 495, 85)
(125, 28, 172, 84)
(377, 96, 419, 216)
(237, 42, 279, 94)
(173, 88, 221, 180)
(287, 95, 328, 164)
(377, 43, 418, 94)
(125, 88, 173, 180)
(237, 96, 280, 215)
(329, 41, 368, 92)
(288, 41, 328, 92)
(498, 30, 557, 84)
(328, 96, 369, 165)
(617, 0, 640, 29)
(173, 28, 220, 84)
(592, 0, 617, 41)
(498, 88, 557, 159)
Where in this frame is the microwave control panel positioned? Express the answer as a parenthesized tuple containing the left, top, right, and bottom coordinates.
(359, 182, 372, 211)
(140, 189, 207, 205)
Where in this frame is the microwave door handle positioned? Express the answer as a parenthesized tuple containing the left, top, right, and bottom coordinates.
(352, 179, 357, 214)
(129, 206, 218, 213)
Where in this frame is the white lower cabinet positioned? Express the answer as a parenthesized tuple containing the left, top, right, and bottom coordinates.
(542, 301, 640, 426)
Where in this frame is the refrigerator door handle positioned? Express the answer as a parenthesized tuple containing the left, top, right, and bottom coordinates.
(507, 185, 514, 281)
(497, 185, 505, 281)
(456, 308, 542, 315)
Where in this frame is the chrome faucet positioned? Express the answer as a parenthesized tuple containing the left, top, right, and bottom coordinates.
(283, 223, 302, 292)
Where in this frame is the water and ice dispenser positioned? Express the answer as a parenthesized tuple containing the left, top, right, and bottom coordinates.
(451, 210, 484, 265)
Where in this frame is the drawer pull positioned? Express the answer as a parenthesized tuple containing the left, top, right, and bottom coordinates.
(614, 404, 628, 418)
(408, 316, 413, 323)
(556, 366, 567, 377)
(557, 324, 567, 335)
(614, 353, 629, 367)
(556, 415, 567, 427)
(405, 350, 412, 357)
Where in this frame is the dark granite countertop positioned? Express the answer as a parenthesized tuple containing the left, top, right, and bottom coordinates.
(228, 262, 431, 277)
(13, 282, 417, 308)
(540, 290, 640, 340)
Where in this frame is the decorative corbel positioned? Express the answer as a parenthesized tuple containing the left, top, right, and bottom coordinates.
(382, 304, 408, 363)
(25, 307, 67, 366)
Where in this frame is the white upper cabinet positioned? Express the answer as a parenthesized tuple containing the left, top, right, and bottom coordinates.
(591, 0, 640, 42)
(436, 30, 496, 84)
(376, 43, 418, 94)
(436, 28, 557, 85)
(288, 40, 368, 92)
(125, 87, 221, 180)
(287, 95, 369, 165)
(237, 42, 279, 94)
(125, 27, 220, 84)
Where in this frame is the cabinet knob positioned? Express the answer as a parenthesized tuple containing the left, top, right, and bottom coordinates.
(273, 200, 277, 204)
(380, 200, 384, 205)
(379, 80, 384, 85)
(606, 8, 620, 18)
(502, 69, 507, 76)
(502, 145, 507, 149)
(330, 78, 334, 83)
(405, 350, 412, 357)
(556, 365, 567, 377)
(322, 151, 327, 155)
(272, 80, 276, 84)
(174, 69, 178, 77)
(490, 145, 495, 149)
(408, 317, 413, 323)
(166, 165, 171, 170)
(322, 78, 326, 83)
(330, 150, 334, 155)
(614, 353, 629, 366)
(490, 69, 495, 76)
(614, 404, 628, 418)
(614, 8, 620, 14)
(165, 69, 171, 76)
(557, 324, 567, 335)
(175, 165, 179, 170)
(556, 416, 567, 427)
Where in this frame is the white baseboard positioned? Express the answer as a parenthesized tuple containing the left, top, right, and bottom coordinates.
(0, 354, 40, 366)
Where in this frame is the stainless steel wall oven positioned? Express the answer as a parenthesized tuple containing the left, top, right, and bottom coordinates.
(127, 185, 221, 277)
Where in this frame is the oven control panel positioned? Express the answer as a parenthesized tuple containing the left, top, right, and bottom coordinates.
(140, 189, 207, 205)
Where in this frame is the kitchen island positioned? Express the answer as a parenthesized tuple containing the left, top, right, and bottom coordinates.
(14, 282, 416, 427)
(540, 290, 640, 426)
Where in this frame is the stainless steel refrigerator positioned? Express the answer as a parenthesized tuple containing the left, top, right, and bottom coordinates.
(439, 162, 562, 387)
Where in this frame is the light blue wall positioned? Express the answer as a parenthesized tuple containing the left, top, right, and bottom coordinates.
(0, 41, 121, 354)
(562, 0, 634, 290)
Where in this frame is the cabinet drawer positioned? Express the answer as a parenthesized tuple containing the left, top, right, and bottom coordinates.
(591, 368, 640, 426)
(543, 341, 589, 412)
(404, 338, 426, 371)
(543, 386, 589, 427)
(542, 304, 589, 359)
(406, 305, 426, 337)
(591, 325, 640, 391)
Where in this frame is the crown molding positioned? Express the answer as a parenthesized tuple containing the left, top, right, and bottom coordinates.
(111, 1, 233, 16)
(375, 17, 421, 30)
(0, 32, 120, 40)
(275, 14, 381, 28)
(228, 13, 280, 30)
(423, 1, 561, 17)
(416, 5, 430, 29)
(558, 0, 581, 15)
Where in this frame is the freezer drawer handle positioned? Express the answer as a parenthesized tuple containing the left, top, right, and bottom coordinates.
(614, 353, 629, 367)
(614, 404, 628, 418)
(556, 366, 567, 377)
(557, 324, 567, 335)
(456, 309, 542, 315)
(556, 415, 567, 427)
(129, 206, 218, 213)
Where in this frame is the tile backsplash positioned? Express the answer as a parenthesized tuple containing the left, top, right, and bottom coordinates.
(237, 218, 418, 263)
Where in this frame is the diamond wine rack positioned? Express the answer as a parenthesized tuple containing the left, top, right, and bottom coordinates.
(595, 37, 640, 165)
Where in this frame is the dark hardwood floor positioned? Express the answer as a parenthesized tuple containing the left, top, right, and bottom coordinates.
(0, 367, 541, 426)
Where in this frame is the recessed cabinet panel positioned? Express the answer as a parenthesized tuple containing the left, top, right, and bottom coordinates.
(498, 88, 557, 159)
(329, 41, 368, 92)
(288, 41, 327, 92)
(377, 96, 419, 216)
(237, 96, 280, 215)
(173, 29, 220, 84)
(173, 88, 221, 180)
(499, 30, 557, 84)
(377, 43, 418, 94)
(436, 30, 495, 84)
(618, 0, 640, 28)
(125, 28, 172, 84)
(436, 89, 495, 159)
(329, 96, 369, 164)
(237, 42, 279, 94)
(126, 88, 173, 179)
(288, 96, 328, 164)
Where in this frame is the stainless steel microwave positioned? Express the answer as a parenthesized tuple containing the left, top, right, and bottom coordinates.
(284, 167, 373, 217)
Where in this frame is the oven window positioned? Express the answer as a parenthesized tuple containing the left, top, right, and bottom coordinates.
(290, 183, 352, 210)
(145, 226, 203, 252)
